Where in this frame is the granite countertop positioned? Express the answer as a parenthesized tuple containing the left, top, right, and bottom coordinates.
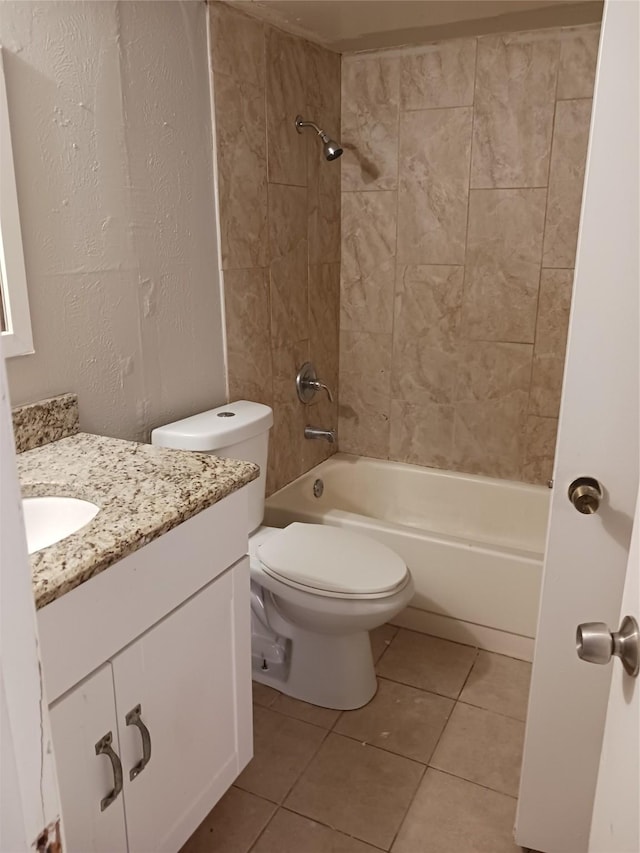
(18, 432, 259, 610)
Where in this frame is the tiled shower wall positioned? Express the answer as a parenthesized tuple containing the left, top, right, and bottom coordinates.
(338, 25, 600, 484)
(209, 2, 341, 493)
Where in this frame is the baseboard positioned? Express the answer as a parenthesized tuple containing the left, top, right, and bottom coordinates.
(390, 606, 535, 662)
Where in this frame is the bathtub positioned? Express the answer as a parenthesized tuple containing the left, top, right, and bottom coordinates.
(265, 453, 550, 661)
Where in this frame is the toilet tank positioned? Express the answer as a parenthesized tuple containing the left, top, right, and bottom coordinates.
(151, 401, 273, 534)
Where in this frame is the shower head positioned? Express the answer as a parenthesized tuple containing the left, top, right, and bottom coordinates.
(295, 115, 343, 161)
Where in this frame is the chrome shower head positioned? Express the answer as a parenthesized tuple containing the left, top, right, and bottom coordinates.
(295, 115, 343, 161)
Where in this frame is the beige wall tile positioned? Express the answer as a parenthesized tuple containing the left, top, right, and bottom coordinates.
(462, 189, 546, 342)
(209, 2, 265, 88)
(225, 268, 272, 407)
(308, 137, 341, 265)
(400, 38, 477, 110)
(339, 330, 391, 458)
(543, 98, 592, 268)
(471, 32, 559, 188)
(392, 265, 463, 405)
(529, 354, 564, 419)
(453, 342, 531, 479)
(522, 415, 558, 485)
(269, 184, 308, 347)
(530, 269, 573, 417)
(557, 25, 601, 99)
(306, 264, 340, 469)
(453, 397, 527, 480)
(456, 341, 533, 403)
(341, 55, 400, 191)
(340, 192, 397, 333)
(306, 41, 341, 120)
(398, 107, 472, 265)
(389, 400, 455, 469)
(214, 73, 268, 269)
(306, 44, 342, 266)
(267, 28, 307, 186)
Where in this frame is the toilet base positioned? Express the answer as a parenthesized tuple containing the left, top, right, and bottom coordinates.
(253, 627, 378, 710)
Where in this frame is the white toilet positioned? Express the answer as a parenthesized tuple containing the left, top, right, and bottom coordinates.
(152, 400, 414, 710)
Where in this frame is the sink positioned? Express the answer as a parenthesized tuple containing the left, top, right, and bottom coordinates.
(23, 496, 101, 555)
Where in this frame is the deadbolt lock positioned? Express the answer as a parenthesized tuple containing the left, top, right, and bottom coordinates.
(568, 477, 603, 514)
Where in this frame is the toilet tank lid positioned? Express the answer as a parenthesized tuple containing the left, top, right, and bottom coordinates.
(151, 401, 273, 451)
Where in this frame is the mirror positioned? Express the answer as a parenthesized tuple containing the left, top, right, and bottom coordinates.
(1, 48, 33, 358)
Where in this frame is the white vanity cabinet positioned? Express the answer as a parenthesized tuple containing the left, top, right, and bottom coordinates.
(39, 489, 253, 853)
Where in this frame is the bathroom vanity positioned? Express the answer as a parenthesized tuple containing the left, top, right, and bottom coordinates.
(14, 395, 259, 853)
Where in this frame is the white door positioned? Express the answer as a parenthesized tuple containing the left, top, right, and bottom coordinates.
(49, 664, 128, 853)
(589, 489, 639, 852)
(113, 563, 251, 853)
(0, 343, 63, 849)
(515, 1, 640, 851)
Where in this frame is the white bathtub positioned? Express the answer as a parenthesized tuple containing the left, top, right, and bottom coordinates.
(265, 453, 550, 661)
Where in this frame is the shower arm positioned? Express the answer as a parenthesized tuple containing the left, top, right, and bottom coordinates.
(295, 116, 328, 141)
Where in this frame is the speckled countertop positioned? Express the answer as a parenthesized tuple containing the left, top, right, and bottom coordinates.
(18, 432, 259, 610)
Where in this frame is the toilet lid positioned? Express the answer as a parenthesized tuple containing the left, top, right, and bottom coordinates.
(257, 523, 407, 596)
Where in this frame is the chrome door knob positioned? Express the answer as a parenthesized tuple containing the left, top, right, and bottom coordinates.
(576, 615, 639, 677)
(568, 477, 603, 514)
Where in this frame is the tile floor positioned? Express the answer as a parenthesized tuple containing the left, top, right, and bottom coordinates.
(181, 626, 534, 853)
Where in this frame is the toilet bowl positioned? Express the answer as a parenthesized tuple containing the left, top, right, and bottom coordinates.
(152, 400, 414, 710)
(249, 524, 414, 709)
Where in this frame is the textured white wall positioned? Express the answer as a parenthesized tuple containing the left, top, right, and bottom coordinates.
(0, 1, 226, 440)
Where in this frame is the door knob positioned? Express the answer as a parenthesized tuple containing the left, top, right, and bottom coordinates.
(568, 477, 603, 514)
(576, 615, 639, 677)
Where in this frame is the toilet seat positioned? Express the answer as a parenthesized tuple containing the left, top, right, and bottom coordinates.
(256, 522, 409, 600)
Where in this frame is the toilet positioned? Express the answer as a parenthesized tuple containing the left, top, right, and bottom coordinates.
(152, 400, 414, 710)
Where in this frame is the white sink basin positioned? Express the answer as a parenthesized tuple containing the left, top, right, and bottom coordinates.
(23, 496, 101, 555)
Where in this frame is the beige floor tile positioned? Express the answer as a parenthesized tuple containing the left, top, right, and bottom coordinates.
(430, 702, 525, 797)
(252, 681, 280, 708)
(236, 707, 326, 803)
(285, 733, 424, 849)
(377, 629, 477, 698)
(252, 808, 380, 853)
(270, 693, 341, 729)
(179, 787, 275, 853)
(334, 677, 453, 763)
(370, 623, 398, 663)
(392, 769, 521, 853)
(460, 651, 532, 721)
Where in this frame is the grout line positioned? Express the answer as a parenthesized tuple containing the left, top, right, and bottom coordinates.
(425, 765, 519, 801)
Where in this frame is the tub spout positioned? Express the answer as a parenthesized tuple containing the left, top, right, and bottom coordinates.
(304, 426, 336, 443)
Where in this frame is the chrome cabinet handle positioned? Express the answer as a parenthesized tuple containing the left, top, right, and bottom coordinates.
(126, 704, 152, 780)
(95, 731, 124, 811)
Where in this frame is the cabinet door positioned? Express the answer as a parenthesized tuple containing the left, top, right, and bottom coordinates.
(113, 560, 252, 853)
(49, 663, 128, 853)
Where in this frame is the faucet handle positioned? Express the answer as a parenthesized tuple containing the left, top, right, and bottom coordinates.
(296, 362, 334, 404)
(308, 379, 333, 403)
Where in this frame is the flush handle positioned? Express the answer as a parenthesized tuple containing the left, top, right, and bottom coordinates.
(568, 477, 603, 514)
(576, 615, 639, 677)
